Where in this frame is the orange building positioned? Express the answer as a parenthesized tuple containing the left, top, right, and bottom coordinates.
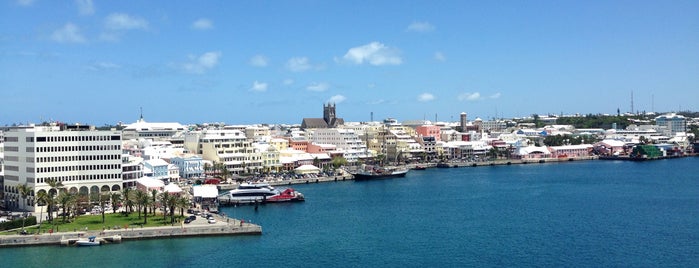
(415, 125, 441, 141)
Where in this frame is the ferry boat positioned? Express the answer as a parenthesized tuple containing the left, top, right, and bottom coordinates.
(218, 183, 304, 204)
(350, 165, 409, 180)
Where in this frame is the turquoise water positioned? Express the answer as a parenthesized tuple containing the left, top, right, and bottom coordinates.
(2, 158, 698, 267)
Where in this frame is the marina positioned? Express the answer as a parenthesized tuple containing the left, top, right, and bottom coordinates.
(2, 158, 696, 267)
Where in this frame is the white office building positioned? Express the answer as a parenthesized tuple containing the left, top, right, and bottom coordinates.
(3, 125, 122, 213)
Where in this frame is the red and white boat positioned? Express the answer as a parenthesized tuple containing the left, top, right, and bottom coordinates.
(218, 183, 304, 204)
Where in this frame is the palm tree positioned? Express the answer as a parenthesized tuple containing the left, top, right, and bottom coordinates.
(99, 193, 110, 224)
(134, 190, 145, 219)
(160, 191, 171, 221)
(121, 187, 133, 215)
(45, 178, 64, 222)
(167, 193, 177, 224)
(56, 191, 74, 223)
(176, 196, 190, 217)
(36, 191, 49, 233)
(150, 189, 159, 215)
(17, 183, 32, 211)
(134, 190, 151, 224)
(110, 192, 122, 214)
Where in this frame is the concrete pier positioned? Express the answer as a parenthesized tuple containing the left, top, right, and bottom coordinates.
(0, 215, 261, 248)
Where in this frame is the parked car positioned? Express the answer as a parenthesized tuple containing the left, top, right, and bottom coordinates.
(207, 218, 216, 224)
(184, 217, 193, 224)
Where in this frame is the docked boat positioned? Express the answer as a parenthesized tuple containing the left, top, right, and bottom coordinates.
(76, 236, 101, 246)
(350, 165, 409, 180)
(218, 183, 304, 204)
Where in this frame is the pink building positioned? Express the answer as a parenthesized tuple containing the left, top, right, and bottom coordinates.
(415, 125, 441, 141)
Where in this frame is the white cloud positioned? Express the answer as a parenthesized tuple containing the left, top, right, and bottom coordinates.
(17, 0, 34, 6)
(434, 51, 446, 62)
(88, 61, 120, 71)
(306, 82, 329, 92)
(51, 23, 86, 43)
(181, 51, 222, 74)
(286, 57, 312, 72)
(249, 55, 268, 67)
(406, 21, 435, 33)
(418, 93, 435, 102)
(104, 13, 148, 30)
(490, 93, 502, 99)
(191, 18, 213, 30)
(328, 95, 346, 104)
(283, 79, 294, 86)
(343, 42, 402, 66)
(250, 81, 268, 92)
(458, 92, 481, 101)
(76, 0, 94, 15)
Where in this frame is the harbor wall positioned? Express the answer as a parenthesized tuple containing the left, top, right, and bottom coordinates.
(0, 219, 261, 248)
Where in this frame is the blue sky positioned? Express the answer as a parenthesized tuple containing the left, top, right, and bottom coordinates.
(1, 0, 698, 126)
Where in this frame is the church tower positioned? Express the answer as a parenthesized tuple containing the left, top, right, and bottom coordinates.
(323, 103, 336, 126)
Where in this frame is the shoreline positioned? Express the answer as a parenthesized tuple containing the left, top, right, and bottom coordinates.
(0, 214, 261, 248)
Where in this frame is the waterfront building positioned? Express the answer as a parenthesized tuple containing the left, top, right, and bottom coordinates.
(593, 140, 628, 156)
(170, 155, 204, 179)
(269, 138, 289, 152)
(441, 140, 490, 160)
(549, 144, 594, 158)
(308, 128, 368, 162)
(252, 143, 283, 173)
(143, 158, 169, 182)
(655, 113, 687, 136)
(516, 146, 552, 159)
(122, 154, 143, 188)
(415, 125, 441, 141)
(3, 124, 122, 213)
(184, 128, 263, 174)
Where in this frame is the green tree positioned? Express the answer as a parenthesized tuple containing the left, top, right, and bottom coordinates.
(176, 196, 190, 217)
(150, 189, 159, 215)
(99, 193, 110, 224)
(36, 191, 49, 232)
(331, 156, 348, 169)
(121, 187, 133, 215)
(134, 189, 146, 219)
(56, 191, 74, 223)
(110, 192, 122, 215)
(45, 178, 64, 222)
(17, 183, 32, 211)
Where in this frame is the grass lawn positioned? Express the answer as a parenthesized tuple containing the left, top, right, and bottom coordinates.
(1, 212, 187, 235)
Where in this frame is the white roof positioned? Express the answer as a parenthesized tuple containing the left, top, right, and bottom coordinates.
(163, 183, 182, 193)
(295, 164, 320, 171)
(192, 185, 218, 198)
(137, 177, 165, 189)
(145, 158, 169, 167)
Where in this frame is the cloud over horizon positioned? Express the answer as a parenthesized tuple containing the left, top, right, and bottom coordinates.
(191, 18, 213, 30)
(342, 42, 402, 66)
(249, 55, 269, 67)
(418, 93, 435, 102)
(51, 23, 86, 43)
(406, 21, 435, 33)
(104, 13, 148, 31)
(250, 81, 268, 92)
(328, 95, 346, 104)
(458, 92, 481, 101)
(76, 0, 94, 16)
(306, 82, 329, 92)
(180, 51, 221, 74)
(286, 57, 312, 72)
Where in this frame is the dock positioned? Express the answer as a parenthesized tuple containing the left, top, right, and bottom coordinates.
(0, 214, 261, 248)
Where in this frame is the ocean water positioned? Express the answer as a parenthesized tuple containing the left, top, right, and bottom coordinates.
(2, 158, 698, 267)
